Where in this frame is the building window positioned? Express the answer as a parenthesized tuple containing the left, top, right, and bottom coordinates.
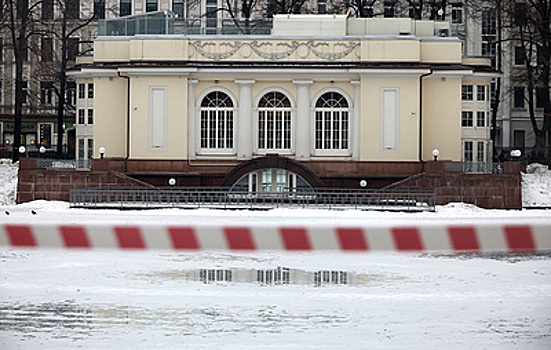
(314, 270, 347, 286)
(514, 46, 526, 65)
(120, 0, 132, 16)
(199, 269, 232, 283)
(172, 0, 184, 18)
(93, 0, 105, 19)
(317, 0, 327, 14)
(231, 168, 313, 194)
(67, 37, 79, 61)
(78, 139, 85, 159)
(21, 81, 28, 105)
(87, 109, 93, 124)
(314, 92, 349, 151)
(41, 37, 53, 62)
(87, 83, 94, 99)
(205, 0, 218, 34)
(87, 139, 94, 160)
(78, 109, 85, 124)
(464, 141, 473, 162)
(200, 91, 234, 150)
(384, 2, 395, 18)
(146, 0, 158, 12)
(78, 83, 85, 99)
(513, 130, 525, 151)
(462, 111, 473, 127)
(477, 86, 486, 101)
(258, 91, 292, 151)
(42, 0, 53, 19)
(477, 112, 486, 127)
(536, 87, 546, 108)
(257, 267, 290, 285)
(0, 38, 3, 62)
(39, 123, 52, 146)
(67, 0, 80, 19)
(514, 86, 525, 108)
(451, 3, 462, 24)
(482, 10, 496, 35)
(40, 81, 54, 105)
(66, 82, 76, 106)
(477, 142, 485, 162)
(462, 85, 473, 101)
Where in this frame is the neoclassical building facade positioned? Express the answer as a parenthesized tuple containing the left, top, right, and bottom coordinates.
(71, 15, 495, 190)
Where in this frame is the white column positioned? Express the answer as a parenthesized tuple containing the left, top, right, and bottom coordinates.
(235, 80, 255, 159)
(293, 80, 313, 160)
(351, 80, 361, 161)
(188, 79, 198, 159)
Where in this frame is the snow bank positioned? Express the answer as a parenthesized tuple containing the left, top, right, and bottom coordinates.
(0, 159, 17, 206)
(522, 163, 551, 208)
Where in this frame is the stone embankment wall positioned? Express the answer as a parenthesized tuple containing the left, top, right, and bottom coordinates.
(385, 162, 522, 209)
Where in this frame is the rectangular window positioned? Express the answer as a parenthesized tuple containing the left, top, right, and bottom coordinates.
(39, 123, 52, 146)
(172, 0, 184, 18)
(87, 83, 94, 99)
(41, 37, 53, 62)
(0, 38, 3, 62)
(451, 3, 463, 24)
(464, 141, 473, 162)
(120, 0, 132, 16)
(21, 81, 28, 105)
(514, 46, 526, 65)
(67, 37, 79, 61)
(87, 139, 94, 160)
(78, 83, 85, 99)
(462, 85, 473, 101)
(78, 109, 85, 124)
(146, 0, 158, 12)
(42, 0, 53, 19)
(87, 109, 93, 124)
(536, 87, 546, 108)
(514, 87, 525, 108)
(40, 81, 54, 105)
(78, 139, 85, 159)
(205, 0, 218, 34)
(66, 82, 76, 106)
(462, 111, 473, 127)
(317, 0, 327, 14)
(381, 88, 398, 151)
(477, 142, 485, 162)
(513, 130, 525, 150)
(67, 0, 80, 19)
(477, 86, 486, 101)
(477, 112, 486, 127)
(94, 0, 105, 19)
(408, 7, 417, 19)
(150, 87, 167, 149)
(384, 2, 395, 18)
(482, 10, 496, 35)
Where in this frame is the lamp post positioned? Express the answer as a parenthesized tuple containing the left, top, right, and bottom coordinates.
(39, 146, 46, 158)
(432, 149, 440, 161)
(510, 149, 521, 161)
(99, 147, 106, 159)
(359, 180, 367, 188)
(19, 146, 26, 158)
(168, 178, 176, 187)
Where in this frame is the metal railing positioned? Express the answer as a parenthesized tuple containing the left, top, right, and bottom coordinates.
(70, 187, 435, 212)
(36, 158, 92, 170)
(443, 162, 504, 174)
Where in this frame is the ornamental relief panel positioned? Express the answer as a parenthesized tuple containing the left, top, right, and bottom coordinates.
(189, 40, 361, 61)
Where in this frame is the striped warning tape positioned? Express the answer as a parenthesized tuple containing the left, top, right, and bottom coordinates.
(0, 223, 550, 253)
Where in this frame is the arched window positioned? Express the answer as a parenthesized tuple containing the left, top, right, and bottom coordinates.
(314, 92, 349, 151)
(258, 92, 292, 151)
(200, 91, 234, 150)
(231, 168, 313, 194)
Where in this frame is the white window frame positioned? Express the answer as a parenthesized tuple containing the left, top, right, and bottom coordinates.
(312, 89, 352, 157)
(196, 88, 237, 155)
(255, 88, 295, 155)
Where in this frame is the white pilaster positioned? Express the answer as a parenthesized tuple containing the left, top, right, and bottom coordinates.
(188, 79, 198, 159)
(351, 80, 361, 161)
(293, 80, 313, 160)
(235, 80, 255, 159)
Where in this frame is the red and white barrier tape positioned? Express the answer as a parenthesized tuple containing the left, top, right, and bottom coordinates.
(0, 223, 550, 253)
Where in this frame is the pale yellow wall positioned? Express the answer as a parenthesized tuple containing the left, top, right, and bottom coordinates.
(361, 40, 421, 62)
(420, 41, 462, 63)
(422, 77, 462, 161)
(359, 76, 420, 161)
(94, 77, 128, 158)
(94, 40, 130, 62)
(128, 76, 188, 159)
(130, 39, 189, 61)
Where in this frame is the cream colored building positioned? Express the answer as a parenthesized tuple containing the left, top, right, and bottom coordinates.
(71, 15, 495, 190)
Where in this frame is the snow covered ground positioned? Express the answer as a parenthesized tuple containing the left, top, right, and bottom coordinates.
(1, 160, 550, 348)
